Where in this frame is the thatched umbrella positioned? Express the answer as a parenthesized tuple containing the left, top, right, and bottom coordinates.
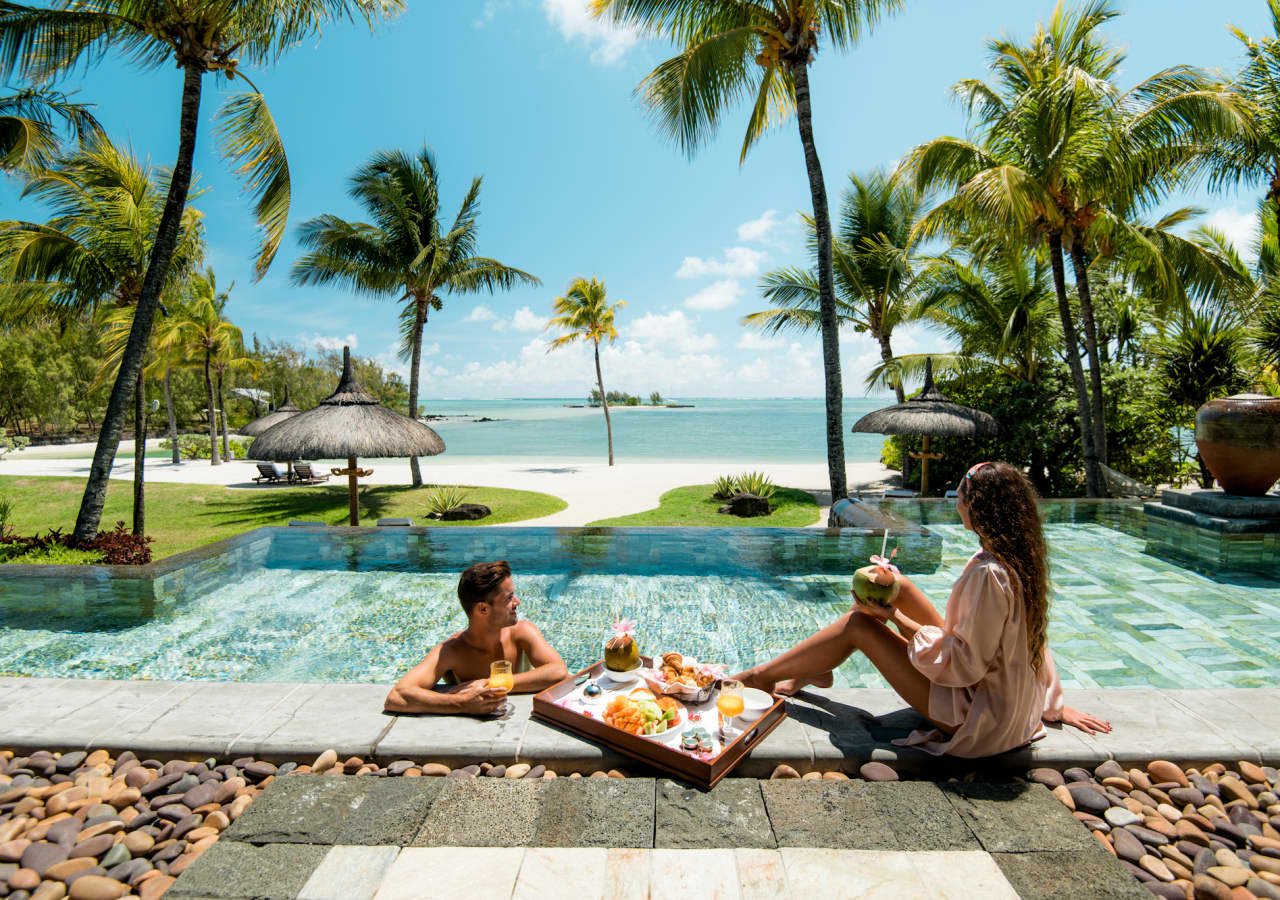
(240, 386, 302, 437)
(250, 347, 445, 524)
(852, 357, 998, 496)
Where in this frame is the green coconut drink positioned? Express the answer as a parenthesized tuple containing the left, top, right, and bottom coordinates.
(852, 565, 900, 606)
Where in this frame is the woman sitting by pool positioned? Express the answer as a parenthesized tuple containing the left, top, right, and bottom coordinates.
(736, 461, 1111, 757)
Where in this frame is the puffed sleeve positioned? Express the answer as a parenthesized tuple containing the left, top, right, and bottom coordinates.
(908, 559, 1011, 688)
(1040, 646, 1065, 722)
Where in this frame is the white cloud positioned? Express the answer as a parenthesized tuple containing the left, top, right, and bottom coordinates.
(473, 0, 510, 28)
(1205, 207, 1260, 264)
(422, 342, 440, 356)
(683, 279, 742, 311)
(737, 210, 782, 243)
(300, 332, 357, 353)
(737, 331, 784, 351)
(542, 0, 640, 64)
(465, 305, 498, 323)
(628, 310, 718, 353)
(511, 306, 547, 332)
(676, 246, 766, 280)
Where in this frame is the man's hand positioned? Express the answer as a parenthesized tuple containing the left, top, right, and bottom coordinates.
(1061, 706, 1112, 735)
(452, 680, 505, 714)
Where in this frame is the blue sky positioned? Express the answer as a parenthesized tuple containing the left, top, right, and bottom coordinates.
(3, 0, 1272, 399)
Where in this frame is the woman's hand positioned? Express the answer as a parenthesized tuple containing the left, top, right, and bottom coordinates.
(851, 593, 894, 622)
(1060, 706, 1112, 735)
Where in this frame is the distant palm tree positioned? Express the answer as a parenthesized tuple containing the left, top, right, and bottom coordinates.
(0, 0, 404, 542)
(906, 1, 1239, 495)
(0, 87, 101, 172)
(293, 147, 538, 486)
(745, 169, 927, 405)
(547, 278, 625, 466)
(0, 136, 204, 532)
(173, 270, 241, 468)
(593, 0, 903, 506)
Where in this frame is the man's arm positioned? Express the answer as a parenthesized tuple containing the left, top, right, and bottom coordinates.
(384, 642, 504, 714)
(512, 622, 570, 693)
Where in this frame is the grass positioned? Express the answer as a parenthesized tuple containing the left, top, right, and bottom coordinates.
(0, 475, 567, 560)
(587, 483, 820, 527)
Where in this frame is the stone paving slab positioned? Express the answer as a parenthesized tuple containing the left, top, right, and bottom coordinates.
(656, 778, 775, 849)
(5, 677, 1277, 770)
(297, 845, 399, 900)
(531, 777, 657, 849)
(168, 841, 328, 899)
(941, 783, 1095, 853)
(761, 780, 898, 850)
(411, 777, 545, 847)
(224, 776, 373, 845)
(374, 846, 525, 899)
(334, 778, 445, 846)
(863, 781, 981, 851)
(993, 847, 1150, 899)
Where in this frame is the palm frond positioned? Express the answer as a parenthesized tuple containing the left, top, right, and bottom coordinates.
(216, 91, 291, 279)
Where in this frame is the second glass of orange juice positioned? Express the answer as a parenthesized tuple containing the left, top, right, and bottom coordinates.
(717, 678, 744, 742)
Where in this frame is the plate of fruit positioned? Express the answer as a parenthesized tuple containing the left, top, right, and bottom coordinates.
(602, 688, 686, 742)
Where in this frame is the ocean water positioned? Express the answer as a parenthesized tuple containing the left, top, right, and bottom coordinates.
(416, 397, 894, 463)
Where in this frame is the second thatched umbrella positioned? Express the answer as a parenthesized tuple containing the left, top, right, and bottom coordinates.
(250, 347, 445, 524)
(852, 357, 998, 496)
(240, 385, 302, 437)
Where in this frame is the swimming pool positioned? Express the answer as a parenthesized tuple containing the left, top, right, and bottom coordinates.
(1, 506, 1277, 688)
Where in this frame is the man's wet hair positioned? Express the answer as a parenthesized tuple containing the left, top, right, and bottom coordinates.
(457, 560, 511, 616)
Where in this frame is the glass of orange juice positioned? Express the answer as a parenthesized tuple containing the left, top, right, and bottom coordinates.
(489, 659, 514, 715)
(717, 678, 744, 742)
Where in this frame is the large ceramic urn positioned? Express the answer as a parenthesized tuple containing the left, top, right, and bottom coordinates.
(1195, 393, 1280, 496)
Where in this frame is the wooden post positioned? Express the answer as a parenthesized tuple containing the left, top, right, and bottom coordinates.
(909, 435, 944, 497)
(347, 455, 359, 525)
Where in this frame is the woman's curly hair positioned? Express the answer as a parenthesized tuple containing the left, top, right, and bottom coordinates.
(958, 461, 1049, 671)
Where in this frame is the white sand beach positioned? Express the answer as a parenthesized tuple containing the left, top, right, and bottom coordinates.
(2, 440, 900, 526)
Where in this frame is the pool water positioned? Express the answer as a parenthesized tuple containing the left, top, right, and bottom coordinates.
(1, 508, 1277, 689)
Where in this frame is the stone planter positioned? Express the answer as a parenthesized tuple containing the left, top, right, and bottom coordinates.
(1195, 393, 1280, 496)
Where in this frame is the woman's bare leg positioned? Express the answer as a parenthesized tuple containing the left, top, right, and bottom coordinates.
(736, 611, 936, 719)
(893, 575, 945, 630)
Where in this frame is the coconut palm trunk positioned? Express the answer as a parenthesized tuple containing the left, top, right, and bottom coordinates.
(217, 370, 229, 459)
(164, 367, 179, 464)
(593, 339, 614, 466)
(877, 330, 911, 483)
(1048, 234, 1102, 497)
(791, 62, 847, 507)
(203, 350, 222, 466)
(132, 367, 145, 535)
(1069, 242, 1108, 466)
(407, 295, 428, 487)
(73, 64, 204, 542)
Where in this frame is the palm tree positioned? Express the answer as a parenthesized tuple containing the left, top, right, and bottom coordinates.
(906, 1, 1239, 496)
(1, 87, 101, 172)
(0, 0, 404, 543)
(292, 147, 538, 486)
(0, 135, 203, 532)
(547, 277, 625, 465)
(744, 169, 926, 405)
(593, 0, 903, 507)
(173, 269, 240, 467)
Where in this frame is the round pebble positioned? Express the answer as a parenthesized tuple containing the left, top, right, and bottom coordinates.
(770, 765, 800, 780)
(422, 764, 451, 777)
(859, 762, 898, 782)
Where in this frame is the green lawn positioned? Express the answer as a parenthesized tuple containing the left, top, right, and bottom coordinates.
(0, 475, 566, 560)
(587, 484, 821, 527)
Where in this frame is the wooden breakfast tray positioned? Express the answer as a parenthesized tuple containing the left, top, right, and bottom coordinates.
(532, 658, 787, 790)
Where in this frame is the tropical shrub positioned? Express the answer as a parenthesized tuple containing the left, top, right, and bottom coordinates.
(882, 363, 1183, 497)
(0, 428, 29, 457)
(735, 471, 776, 500)
(2, 544, 105, 565)
(711, 475, 738, 500)
(161, 434, 250, 461)
(0, 521, 151, 566)
(424, 485, 470, 517)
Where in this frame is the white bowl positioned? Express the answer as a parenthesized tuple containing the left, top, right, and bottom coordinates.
(599, 666, 643, 686)
(738, 688, 774, 722)
(639, 709, 686, 742)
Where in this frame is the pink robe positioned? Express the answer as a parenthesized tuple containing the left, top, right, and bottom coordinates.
(893, 550, 1065, 758)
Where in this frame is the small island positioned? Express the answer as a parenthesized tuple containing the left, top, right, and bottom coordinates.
(564, 390, 694, 409)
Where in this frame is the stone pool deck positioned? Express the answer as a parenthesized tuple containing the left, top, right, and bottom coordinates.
(167, 776, 1147, 899)
(2, 678, 1276, 773)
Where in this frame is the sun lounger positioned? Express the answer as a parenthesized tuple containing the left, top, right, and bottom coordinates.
(288, 520, 323, 526)
(253, 462, 286, 483)
(293, 462, 331, 484)
(377, 518, 413, 526)
(944, 489, 959, 499)
(884, 488, 919, 498)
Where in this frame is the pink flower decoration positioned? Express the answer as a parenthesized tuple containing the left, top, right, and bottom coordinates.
(869, 555, 900, 575)
(611, 617, 637, 639)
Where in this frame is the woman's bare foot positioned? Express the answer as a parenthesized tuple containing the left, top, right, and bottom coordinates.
(733, 668, 774, 693)
(775, 671, 834, 697)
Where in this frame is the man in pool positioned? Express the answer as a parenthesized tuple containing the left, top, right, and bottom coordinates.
(384, 560, 569, 715)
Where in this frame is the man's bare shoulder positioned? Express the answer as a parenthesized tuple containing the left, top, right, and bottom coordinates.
(508, 619, 548, 642)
